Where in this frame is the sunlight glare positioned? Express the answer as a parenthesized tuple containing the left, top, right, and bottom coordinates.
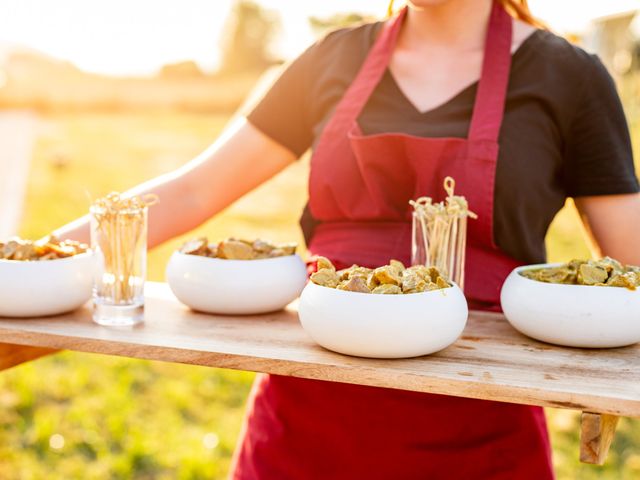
(203, 432, 220, 449)
(0, 0, 637, 76)
(49, 434, 65, 450)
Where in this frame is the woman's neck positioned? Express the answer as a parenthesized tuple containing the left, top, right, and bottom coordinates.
(401, 0, 494, 51)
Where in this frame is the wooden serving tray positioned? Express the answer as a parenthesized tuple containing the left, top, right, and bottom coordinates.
(0, 282, 637, 464)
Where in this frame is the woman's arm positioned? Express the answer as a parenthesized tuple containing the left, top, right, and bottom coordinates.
(54, 119, 297, 247)
(575, 193, 640, 265)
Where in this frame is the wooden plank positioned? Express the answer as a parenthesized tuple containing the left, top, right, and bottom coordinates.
(0, 283, 637, 417)
(0, 342, 56, 371)
(580, 412, 620, 464)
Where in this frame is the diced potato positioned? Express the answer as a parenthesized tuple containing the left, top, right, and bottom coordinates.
(607, 272, 637, 291)
(316, 256, 335, 272)
(401, 271, 426, 293)
(372, 284, 402, 295)
(389, 259, 405, 274)
(367, 271, 380, 290)
(252, 239, 275, 254)
(218, 240, 255, 260)
(337, 276, 370, 293)
(373, 265, 401, 286)
(337, 265, 372, 281)
(180, 238, 208, 255)
(310, 268, 339, 288)
(277, 243, 297, 256)
(577, 264, 608, 285)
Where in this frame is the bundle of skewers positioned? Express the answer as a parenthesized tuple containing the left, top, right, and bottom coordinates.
(410, 177, 477, 289)
(90, 192, 157, 304)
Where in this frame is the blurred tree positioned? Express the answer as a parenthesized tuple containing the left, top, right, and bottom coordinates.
(219, 0, 279, 75)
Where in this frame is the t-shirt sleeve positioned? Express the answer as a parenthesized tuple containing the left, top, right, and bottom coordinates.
(563, 55, 639, 197)
(246, 43, 318, 158)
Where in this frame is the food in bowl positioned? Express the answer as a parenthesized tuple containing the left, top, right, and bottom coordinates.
(520, 257, 639, 290)
(167, 238, 307, 314)
(299, 260, 467, 358)
(501, 262, 640, 348)
(310, 257, 450, 294)
(300, 258, 465, 358)
(179, 237, 297, 260)
(0, 236, 92, 317)
(0, 235, 88, 261)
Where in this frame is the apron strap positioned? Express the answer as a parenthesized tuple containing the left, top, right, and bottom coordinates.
(324, 7, 407, 128)
(467, 2, 513, 142)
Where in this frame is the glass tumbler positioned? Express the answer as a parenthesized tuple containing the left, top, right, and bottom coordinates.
(90, 204, 147, 326)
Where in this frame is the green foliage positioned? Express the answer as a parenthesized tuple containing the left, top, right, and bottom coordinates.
(6, 111, 640, 478)
(0, 352, 254, 480)
(219, 0, 280, 75)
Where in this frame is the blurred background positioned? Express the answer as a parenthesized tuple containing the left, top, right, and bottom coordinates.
(0, 0, 639, 478)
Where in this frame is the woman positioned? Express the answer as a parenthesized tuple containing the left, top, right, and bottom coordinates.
(57, 0, 640, 477)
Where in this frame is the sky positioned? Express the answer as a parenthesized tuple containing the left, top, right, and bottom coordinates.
(0, 0, 638, 76)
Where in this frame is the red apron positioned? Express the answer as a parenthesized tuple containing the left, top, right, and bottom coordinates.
(231, 3, 554, 479)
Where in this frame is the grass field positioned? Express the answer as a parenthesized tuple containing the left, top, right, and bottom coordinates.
(4, 110, 639, 479)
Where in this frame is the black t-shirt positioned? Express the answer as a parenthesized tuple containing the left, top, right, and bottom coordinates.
(247, 22, 639, 264)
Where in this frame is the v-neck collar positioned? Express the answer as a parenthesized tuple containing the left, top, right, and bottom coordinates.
(384, 29, 543, 117)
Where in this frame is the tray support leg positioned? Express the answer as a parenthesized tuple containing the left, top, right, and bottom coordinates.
(580, 411, 620, 465)
(0, 342, 57, 372)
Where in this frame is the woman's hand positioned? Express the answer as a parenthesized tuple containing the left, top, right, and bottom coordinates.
(575, 193, 640, 265)
(54, 119, 297, 248)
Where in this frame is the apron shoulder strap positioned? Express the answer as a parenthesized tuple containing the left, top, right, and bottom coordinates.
(325, 8, 408, 127)
(468, 2, 513, 143)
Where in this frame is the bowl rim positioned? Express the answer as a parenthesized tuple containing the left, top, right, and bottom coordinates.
(512, 262, 640, 292)
(172, 250, 303, 264)
(304, 278, 458, 298)
(0, 251, 93, 265)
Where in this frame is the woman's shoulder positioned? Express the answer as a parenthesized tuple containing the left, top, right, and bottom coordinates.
(305, 21, 383, 69)
(316, 20, 383, 51)
(514, 28, 616, 113)
(522, 29, 604, 74)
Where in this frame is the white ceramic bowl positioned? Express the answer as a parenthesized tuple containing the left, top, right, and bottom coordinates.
(166, 251, 308, 314)
(0, 252, 94, 317)
(298, 281, 468, 358)
(501, 264, 640, 348)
